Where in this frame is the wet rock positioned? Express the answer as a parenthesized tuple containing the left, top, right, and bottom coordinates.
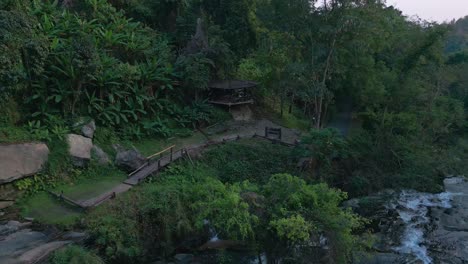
(115, 148, 147, 172)
(92, 145, 111, 165)
(343, 198, 360, 211)
(67, 134, 93, 167)
(81, 120, 96, 139)
(0, 143, 49, 184)
(426, 177, 468, 263)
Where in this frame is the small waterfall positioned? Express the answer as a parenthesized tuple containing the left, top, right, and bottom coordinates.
(391, 188, 459, 264)
(203, 219, 219, 241)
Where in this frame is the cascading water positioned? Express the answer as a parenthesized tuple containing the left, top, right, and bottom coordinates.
(390, 180, 463, 264)
(203, 219, 219, 242)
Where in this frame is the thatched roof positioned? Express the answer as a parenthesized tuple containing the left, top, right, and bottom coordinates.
(208, 80, 258, 90)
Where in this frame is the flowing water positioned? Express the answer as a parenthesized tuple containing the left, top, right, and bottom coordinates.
(390, 178, 465, 264)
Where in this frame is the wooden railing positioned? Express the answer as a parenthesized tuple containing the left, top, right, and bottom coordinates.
(48, 128, 299, 209)
(147, 145, 176, 160)
(128, 145, 176, 178)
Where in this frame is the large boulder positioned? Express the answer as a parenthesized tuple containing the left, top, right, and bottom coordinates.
(115, 149, 147, 172)
(81, 120, 96, 139)
(92, 145, 111, 165)
(0, 143, 49, 184)
(67, 134, 93, 167)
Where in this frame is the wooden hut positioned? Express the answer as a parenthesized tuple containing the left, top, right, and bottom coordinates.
(208, 80, 257, 106)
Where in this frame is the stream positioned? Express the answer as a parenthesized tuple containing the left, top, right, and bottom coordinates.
(361, 176, 468, 264)
(390, 190, 455, 263)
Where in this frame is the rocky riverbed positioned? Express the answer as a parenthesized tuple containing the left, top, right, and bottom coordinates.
(0, 220, 86, 264)
(352, 176, 468, 264)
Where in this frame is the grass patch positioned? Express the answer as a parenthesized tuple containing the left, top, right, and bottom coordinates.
(130, 131, 207, 156)
(58, 167, 126, 201)
(256, 97, 310, 131)
(201, 138, 300, 183)
(19, 192, 82, 226)
(18, 165, 126, 226)
(48, 245, 104, 264)
(0, 125, 34, 143)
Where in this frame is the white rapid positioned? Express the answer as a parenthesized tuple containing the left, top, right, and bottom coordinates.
(391, 177, 464, 264)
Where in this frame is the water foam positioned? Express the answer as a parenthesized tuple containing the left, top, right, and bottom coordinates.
(392, 190, 455, 264)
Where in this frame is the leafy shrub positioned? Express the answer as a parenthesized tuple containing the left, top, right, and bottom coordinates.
(202, 140, 298, 183)
(262, 174, 365, 263)
(48, 245, 104, 264)
(87, 165, 257, 262)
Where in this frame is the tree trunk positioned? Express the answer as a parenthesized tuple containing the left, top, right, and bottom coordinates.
(280, 94, 284, 117)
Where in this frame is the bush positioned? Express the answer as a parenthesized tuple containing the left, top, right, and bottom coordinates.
(202, 140, 298, 183)
(86, 165, 257, 262)
(48, 245, 104, 264)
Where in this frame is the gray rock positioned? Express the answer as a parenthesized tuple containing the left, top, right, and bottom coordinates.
(67, 134, 93, 167)
(0, 201, 14, 210)
(230, 105, 253, 121)
(81, 120, 96, 139)
(92, 145, 111, 165)
(343, 198, 360, 211)
(426, 177, 468, 263)
(0, 229, 47, 257)
(16, 240, 72, 263)
(62, 232, 87, 241)
(354, 252, 409, 264)
(115, 149, 147, 172)
(0, 143, 49, 184)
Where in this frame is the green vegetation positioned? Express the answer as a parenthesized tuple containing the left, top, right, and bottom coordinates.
(86, 143, 363, 263)
(18, 164, 125, 226)
(202, 139, 298, 183)
(0, 1, 467, 263)
(19, 192, 81, 226)
(48, 245, 104, 264)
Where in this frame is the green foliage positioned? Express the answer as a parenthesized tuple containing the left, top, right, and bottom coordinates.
(0, 125, 34, 143)
(18, 192, 82, 227)
(48, 245, 104, 264)
(1, 0, 177, 132)
(86, 140, 363, 263)
(0, 97, 20, 125)
(269, 215, 313, 243)
(175, 53, 213, 92)
(262, 174, 364, 263)
(87, 165, 257, 262)
(202, 139, 298, 183)
(299, 128, 351, 167)
(14, 137, 71, 196)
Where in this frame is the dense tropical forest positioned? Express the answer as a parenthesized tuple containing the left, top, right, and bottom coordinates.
(0, 0, 467, 263)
